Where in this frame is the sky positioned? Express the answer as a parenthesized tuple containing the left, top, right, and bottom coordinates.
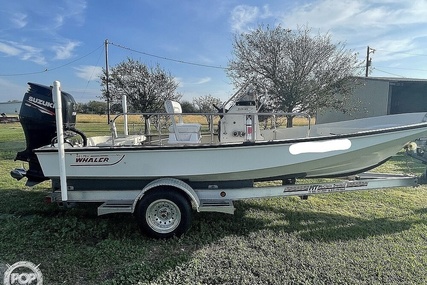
(1, 0, 427, 103)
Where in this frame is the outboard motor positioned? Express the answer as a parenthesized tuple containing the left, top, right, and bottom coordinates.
(11, 82, 81, 185)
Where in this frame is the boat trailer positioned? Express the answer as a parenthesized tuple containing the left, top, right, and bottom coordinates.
(42, 169, 425, 238)
(11, 81, 427, 238)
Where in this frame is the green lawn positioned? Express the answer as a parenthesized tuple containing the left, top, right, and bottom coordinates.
(1, 121, 427, 284)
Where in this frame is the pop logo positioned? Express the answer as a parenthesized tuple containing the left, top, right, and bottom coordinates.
(3, 261, 43, 285)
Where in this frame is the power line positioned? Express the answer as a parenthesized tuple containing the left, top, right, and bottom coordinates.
(373, 67, 406, 78)
(0, 69, 47, 77)
(46, 43, 104, 72)
(0, 43, 104, 77)
(111, 41, 427, 76)
(374, 48, 427, 57)
(109, 42, 228, 70)
(375, 65, 427, 72)
(82, 43, 105, 95)
(363, 45, 427, 76)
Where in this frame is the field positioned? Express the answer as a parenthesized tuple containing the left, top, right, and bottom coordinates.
(0, 117, 427, 284)
(75, 113, 314, 138)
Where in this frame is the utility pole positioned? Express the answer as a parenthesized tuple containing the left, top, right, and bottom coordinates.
(105, 39, 110, 123)
(365, 46, 375, 77)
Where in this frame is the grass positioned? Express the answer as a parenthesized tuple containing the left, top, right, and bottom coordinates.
(0, 117, 427, 284)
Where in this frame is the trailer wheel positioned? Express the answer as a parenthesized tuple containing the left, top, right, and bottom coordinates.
(135, 189, 192, 238)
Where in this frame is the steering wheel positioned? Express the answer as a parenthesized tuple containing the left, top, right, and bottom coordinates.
(50, 127, 88, 147)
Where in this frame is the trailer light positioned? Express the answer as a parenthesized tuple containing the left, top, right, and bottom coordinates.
(44, 196, 52, 204)
(220, 191, 226, 197)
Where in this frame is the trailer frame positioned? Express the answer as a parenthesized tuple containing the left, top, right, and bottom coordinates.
(43, 81, 426, 238)
(45, 171, 423, 238)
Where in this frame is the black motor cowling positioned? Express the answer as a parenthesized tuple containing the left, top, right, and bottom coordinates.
(14, 82, 77, 183)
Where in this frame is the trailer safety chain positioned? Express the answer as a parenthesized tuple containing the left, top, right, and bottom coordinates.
(404, 152, 415, 176)
(407, 160, 415, 176)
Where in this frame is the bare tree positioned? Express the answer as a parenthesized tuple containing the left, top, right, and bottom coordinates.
(100, 58, 182, 133)
(228, 25, 362, 127)
(193, 95, 222, 131)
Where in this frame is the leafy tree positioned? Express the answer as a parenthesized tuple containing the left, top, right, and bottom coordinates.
(75, 101, 107, 114)
(110, 103, 125, 114)
(87, 101, 107, 114)
(193, 95, 222, 130)
(180, 100, 197, 113)
(228, 25, 362, 127)
(100, 58, 182, 133)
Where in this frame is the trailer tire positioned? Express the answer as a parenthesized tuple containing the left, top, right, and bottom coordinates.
(135, 188, 192, 238)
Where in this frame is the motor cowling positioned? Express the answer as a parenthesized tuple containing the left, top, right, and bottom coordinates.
(14, 82, 77, 184)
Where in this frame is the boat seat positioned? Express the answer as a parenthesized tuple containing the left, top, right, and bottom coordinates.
(164, 100, 201, 144)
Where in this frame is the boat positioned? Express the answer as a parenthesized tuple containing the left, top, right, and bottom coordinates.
(11, 82, 427, 187)
(10, 81, 427, 238)
(33, 113, 427, 182)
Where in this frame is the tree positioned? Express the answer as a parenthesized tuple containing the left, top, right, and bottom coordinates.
(228, 25, 362, 127)
(87, 101, 107, 114)
(180, 100, 197, 113)
(75, 101, 107, 114)
(193, 95, 222, 130)
(100, 58, 182, 133)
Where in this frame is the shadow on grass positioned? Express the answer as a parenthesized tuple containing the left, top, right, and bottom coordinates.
(1, 187, 425, 244)
(191, 198, 427, 243)
(2, 153, 424, 237)
(243, 202, 425, 242)
(1, 186, 426, 284)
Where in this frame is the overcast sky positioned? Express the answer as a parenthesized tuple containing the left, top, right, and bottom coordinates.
(1, 0, 427, 103)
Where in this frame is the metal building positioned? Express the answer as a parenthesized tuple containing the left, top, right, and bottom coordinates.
(317, 77, 427, 124)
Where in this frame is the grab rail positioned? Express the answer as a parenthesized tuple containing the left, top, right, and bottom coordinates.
(108, 111, 312, 144)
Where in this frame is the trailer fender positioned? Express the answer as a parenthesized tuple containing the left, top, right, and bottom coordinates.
(131, 178, 200, 213)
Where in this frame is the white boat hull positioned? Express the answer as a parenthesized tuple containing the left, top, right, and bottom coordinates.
(35, 113, 427, 182)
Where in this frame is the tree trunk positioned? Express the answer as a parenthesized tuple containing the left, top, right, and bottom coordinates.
(286, 115, 294, 128)
(144, 115, 151, 135)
